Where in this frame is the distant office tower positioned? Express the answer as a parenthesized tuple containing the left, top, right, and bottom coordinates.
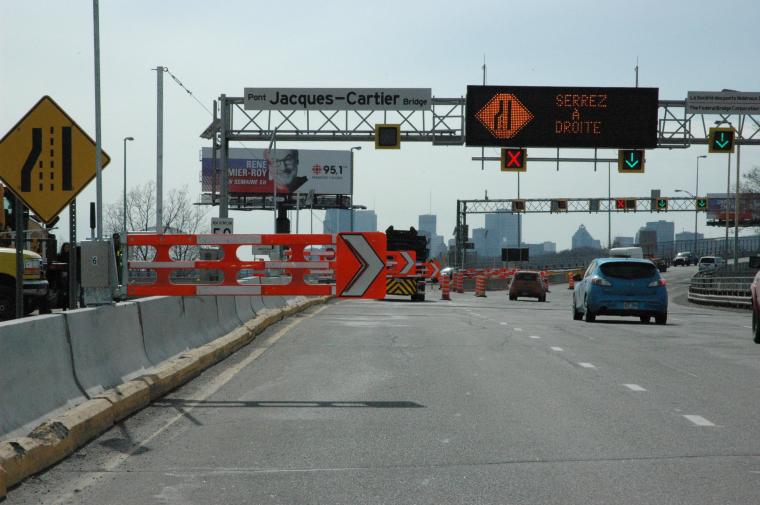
(418, 214, 437, 239)
(638, 220, 675, 245)
(353, 210, 378, 232)
(572, 224, 602, 250)
(613, 236, 634, 247)
(323, 209, 351, 234)
(484, 213, 519, 256)
(472, 228, 487, 256)
(675, 231, 704, 242)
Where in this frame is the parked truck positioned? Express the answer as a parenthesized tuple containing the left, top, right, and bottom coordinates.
(385, 226, 428, 301)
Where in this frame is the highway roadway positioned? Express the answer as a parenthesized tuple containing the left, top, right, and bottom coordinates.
(8, 271, 760, 504)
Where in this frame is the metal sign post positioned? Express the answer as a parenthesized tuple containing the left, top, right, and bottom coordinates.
(14, 195, 24, 319)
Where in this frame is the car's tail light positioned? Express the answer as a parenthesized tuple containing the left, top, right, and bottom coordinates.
(591, 276, 611, 286)
(648, 278, 667, 287)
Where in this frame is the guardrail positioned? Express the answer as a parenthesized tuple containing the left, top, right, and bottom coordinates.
(688, 275, 753, 308)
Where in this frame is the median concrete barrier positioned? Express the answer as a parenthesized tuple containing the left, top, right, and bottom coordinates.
(218, 296, 243, 334)
(263, 295, 287, 309)
(64, 302, 152, 397)
(0, 315, 85, 440)
(251, 296, 267, 314)
(181, 296, 222, 346)
(235, 296, 256, 323)
(137, 296, 191, 364)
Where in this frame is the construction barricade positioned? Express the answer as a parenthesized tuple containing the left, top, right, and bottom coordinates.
(474, 275, 487, 297)
(568, 272, 575, 290)
(440, 274, 451, 300)
(453, 272, 464, 293)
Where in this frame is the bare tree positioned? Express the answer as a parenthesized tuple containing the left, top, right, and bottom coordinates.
(741, 166, 760, 193)
(105, 181, 208, 261)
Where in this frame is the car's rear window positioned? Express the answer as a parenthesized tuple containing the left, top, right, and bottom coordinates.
(515, 272, 538, 281)
(599, 262, 657, 279)
(700, 257, 715, 264)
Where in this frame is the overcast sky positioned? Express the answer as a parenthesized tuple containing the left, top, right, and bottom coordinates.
(1, 0, 759, 250)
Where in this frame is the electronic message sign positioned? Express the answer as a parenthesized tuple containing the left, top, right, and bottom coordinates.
(466, 85, 659, 148)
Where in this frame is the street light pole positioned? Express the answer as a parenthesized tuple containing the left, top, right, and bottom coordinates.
(715, 120, 733, 259)
(123, 136, 134, 292)
(350, 146, 361, 232)
(734, 116, 743, 265)
(696, 155, 706, 255)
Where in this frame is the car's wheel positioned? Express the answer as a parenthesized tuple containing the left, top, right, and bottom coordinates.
(753, 310, 760, 344)
(640, 316, 651, 324)
(539, 296, 546, 302)
(572, 303, 583, 320)
(584, 300, 596, 322)
(0, 286, 15, 320)
(509, 295, 516, 301)
(655, 313, 667, 325)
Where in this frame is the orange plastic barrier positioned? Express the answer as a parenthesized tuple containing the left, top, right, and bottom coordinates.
(568, 272, 575, 290)
(440, 274, 451, 300)
(127, 232, 387, 299)
(474, 275, 487, 297)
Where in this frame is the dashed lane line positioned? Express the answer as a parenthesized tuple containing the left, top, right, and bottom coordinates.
(550, 346, 563, 352)
(623, 384, 647, 392)
(683, 415, 715, 427)
(529, 335, 541, 339)
(578, 362, 596, 369)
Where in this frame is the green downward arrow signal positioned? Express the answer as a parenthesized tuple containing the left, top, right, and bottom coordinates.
(657, 199, 666, 208)
(715, 132, 729, 149)
(625, 152, 640, 169)
(697, 199, 707, 208)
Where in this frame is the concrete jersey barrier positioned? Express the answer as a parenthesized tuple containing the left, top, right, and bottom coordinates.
(0, 315, 86, 440)
(217, 296, 243, 334)
(181, 296, 223, 346)
(65, 302, 152, 397)
(137, 296, 192, 364)
(235, 296, 256, 323)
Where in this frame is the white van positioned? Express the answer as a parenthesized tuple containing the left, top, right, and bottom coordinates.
(608, 247, 644, 259)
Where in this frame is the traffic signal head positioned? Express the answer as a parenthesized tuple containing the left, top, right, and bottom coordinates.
(618, 149, 645, 173)
(551, 199, 568, 212)
(655, 197, 668, 211)
(500, 148, 527, 172)
(696, 197, 708, 211)
(615, 198, 637, 211)
(512, 199, 526, 212)
(708, 127, 735, 153)
(375, 124, 400, 149)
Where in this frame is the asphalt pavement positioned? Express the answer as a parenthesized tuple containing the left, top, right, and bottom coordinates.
(7, 280, 760, 505)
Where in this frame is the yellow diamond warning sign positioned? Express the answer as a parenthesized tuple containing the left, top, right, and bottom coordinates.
(475, 93, 534, 139)
(0, 96, 110, 223)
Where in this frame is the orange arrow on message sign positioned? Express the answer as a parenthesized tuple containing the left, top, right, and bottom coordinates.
(475, 93, 534, 139)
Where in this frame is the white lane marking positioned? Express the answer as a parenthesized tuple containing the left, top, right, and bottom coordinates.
(578, 362, 596, 368)
(550, 346, 563, 352)
(683, 415, 715, 427)
(529, 335, 541, 339)
(744, 325, 752, 329)
(623, 384, 647, 392)
(499, 322, 507, 325)
(513, 328, 523, 332)
(46, 304, 329, 504)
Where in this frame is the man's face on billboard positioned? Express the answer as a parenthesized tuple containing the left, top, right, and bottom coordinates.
(275, 151, 298, 186)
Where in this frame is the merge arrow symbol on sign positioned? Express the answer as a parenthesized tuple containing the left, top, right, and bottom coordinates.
(337, 233, 387, 298)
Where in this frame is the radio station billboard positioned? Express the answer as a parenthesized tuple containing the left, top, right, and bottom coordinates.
(201, 147, 352, 195)
(466, 85, 659, 148)
(706, 193, 760, 223)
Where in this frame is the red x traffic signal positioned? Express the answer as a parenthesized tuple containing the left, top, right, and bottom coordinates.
(500, 148, 527, 172)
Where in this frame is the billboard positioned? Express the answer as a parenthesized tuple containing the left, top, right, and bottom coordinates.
(466, 85, 659, 148)
(201, 147, 352, 195)
(706, 193, 760, 223)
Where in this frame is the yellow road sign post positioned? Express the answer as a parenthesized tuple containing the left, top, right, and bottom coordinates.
(0, 96, 110, 223)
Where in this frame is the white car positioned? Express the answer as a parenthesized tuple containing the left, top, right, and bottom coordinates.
(698, 256, 726, 272)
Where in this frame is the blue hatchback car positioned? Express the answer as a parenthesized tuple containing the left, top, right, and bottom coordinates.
(572, 258, 668, 324)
